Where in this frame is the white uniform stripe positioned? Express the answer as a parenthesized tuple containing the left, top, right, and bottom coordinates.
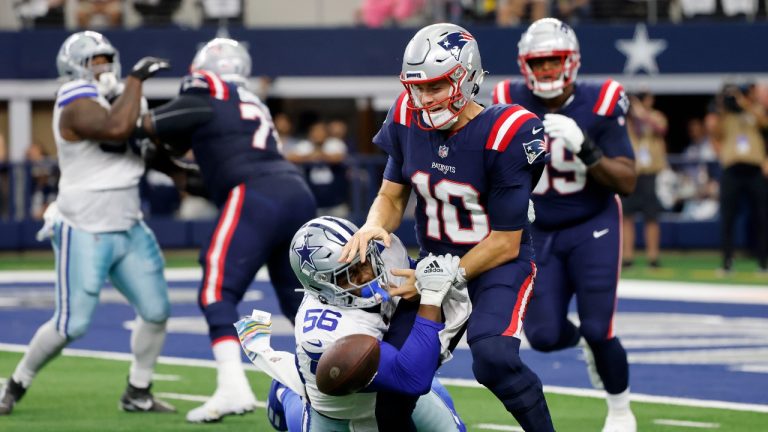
(397, 94, 409, 125)
(494, 82, 508, 104)
(491, 109, 531, 151)
(513, 271, 535, 338)
(203, 186, 243, 305)
(596, 81, 620, 116)
(57, 225, 70, 335)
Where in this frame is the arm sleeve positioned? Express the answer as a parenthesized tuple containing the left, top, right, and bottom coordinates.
(151, 94, 213, 140)
(486, 116, 547, 231)
(366, 316, 444, 396)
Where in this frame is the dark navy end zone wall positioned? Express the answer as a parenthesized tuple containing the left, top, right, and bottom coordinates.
(1, 23, 766, 79)
(0, 218, 749, 251)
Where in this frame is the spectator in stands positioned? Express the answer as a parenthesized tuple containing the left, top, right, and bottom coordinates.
(555, 0, 591, 24)
(285, 119, 350, 217)
(14, 0, 65, 28)
(679, 117, 719, 220)
(359, 0, 427, 27)
(274, 112, 300, 154)
(199, 0, 243, 26)
(77, 0, 122, 29)
(496, 0, 550, 26)
(132, 0, 182, 27)
(26, 142, 58, 220)
(622, 92, 668, 268)
(711, 82, 768, 273)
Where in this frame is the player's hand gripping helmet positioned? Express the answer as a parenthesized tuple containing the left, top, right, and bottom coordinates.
(400, 23, 486, 131)
(56, 31, 121, 94)
(290, 217, 391, 309)
(191, 38, 251, 85)
(518, 18, 581, 99)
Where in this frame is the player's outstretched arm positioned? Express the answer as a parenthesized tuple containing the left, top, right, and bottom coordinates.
(60, 57, 169, 143)
(339, 179, 410, 263)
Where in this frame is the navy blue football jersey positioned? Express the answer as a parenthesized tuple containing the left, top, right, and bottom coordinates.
(178, 71, 299, 205)
(492, 79, 635, 229)
(374, 92, 547, 258)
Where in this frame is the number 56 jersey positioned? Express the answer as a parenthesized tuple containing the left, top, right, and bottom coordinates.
(373, 92, 547, 258)
(493, 79, 635, 229)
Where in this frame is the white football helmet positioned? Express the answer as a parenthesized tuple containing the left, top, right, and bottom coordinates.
(56, 31, 121, 82)
(400, 23, 486, 130)
(190, 38, 251, 85)
(289, 217, 390, 309)
(518, 18, 581, 99)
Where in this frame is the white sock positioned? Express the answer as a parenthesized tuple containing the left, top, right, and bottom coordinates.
(13, 320, 68, 388)
(606, 388, 632, 414)
(212, 339, 250, 394)
(129, 317, 167, 389)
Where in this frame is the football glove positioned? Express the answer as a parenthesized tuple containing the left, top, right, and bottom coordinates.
(415, 254, 460, 307)
(129, 57, 170, 81)
(543, 113, 603, 167)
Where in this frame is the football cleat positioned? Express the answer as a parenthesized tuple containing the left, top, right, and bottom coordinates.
(0, 378, 26, 415)
(267, 380, 288, 431)
(120, 382, 176, 413)
(602, 410, 637, 432)
(580, 339, 604, 390)
(186, 388, 258, 423)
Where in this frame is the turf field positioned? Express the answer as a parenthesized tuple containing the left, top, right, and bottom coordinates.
(1, 249, 767, 431)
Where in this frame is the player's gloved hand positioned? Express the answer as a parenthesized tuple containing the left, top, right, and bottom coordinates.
(129, 57, 170, 81)
(416, 254, 460, 307)
(543, 113, 603, 167)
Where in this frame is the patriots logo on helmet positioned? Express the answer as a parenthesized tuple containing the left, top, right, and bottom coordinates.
(523, 139, 547, 164)
(437, 32, 474, 61)
(293, 235, 322, 271)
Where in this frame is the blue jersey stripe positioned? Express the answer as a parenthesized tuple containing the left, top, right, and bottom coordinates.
(57, 92, 99, 107)
(60, 84, 98, 97)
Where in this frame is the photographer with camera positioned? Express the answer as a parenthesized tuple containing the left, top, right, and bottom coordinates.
(711, 82, 768, 273)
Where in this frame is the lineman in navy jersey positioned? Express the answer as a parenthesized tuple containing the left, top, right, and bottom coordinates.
(340, 23, 554, 432)
(135, 38, 317, 423)
(493, 18, 638, 432)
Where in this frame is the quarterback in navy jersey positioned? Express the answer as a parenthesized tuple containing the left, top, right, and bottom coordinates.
(341, 23, 554, 432)
(492, 18, 638, 432)
(136, 38, 317, 423)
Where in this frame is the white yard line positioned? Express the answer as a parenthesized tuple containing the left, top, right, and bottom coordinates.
(653, 419, 720, 428)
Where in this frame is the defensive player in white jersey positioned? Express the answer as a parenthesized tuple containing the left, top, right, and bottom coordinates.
(0, 31, 172, 416)
(236, 216, 468, 431)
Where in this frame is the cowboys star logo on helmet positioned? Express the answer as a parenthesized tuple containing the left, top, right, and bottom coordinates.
(438, 32, 474, 61)
(293, 234, 322, 271)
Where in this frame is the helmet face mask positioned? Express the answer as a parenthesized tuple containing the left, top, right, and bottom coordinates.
(57, 31, 121, 83)
(191, 38, 252, 84)
(289, 217, 391, 309)
(517, 18, 581, 99)
(400, 23, 485, 131)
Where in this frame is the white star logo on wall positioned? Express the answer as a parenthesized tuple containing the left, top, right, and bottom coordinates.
(615, 24, 667, 75)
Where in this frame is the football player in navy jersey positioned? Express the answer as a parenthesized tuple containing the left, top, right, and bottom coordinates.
(340, 23, 554, 432)
(492, 18, 638, 432)
(134, 38, 317, 423)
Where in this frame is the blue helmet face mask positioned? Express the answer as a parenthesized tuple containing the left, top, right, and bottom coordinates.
(289, 216, 391, 309)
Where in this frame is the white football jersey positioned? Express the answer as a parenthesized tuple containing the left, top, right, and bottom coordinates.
(294, 235, 409, 421)
(52, 79, 145, 232)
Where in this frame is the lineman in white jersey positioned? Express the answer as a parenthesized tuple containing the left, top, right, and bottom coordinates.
(0, 31, 172, 415)
(236, 216, 469, 431)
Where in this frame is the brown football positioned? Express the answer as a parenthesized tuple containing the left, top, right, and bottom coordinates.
(316, 333, 380, 396)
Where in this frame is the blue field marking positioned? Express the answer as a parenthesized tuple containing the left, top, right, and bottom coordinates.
(1, 277, 767, 405)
